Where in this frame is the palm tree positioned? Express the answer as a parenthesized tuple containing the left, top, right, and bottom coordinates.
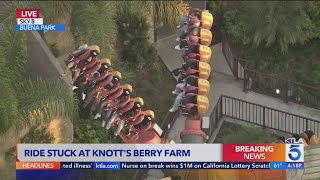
(117, 1, 190, 29)
(0, 6, 78, 134)
(0, 22, 27, 134)
(16, 79, 79, 131)
(70, 1, 117, 58)
(226, 1, 314, 53)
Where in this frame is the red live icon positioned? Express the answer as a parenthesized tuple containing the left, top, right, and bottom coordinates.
(16, 9, 40, 18)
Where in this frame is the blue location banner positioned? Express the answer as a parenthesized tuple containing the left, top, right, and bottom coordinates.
(16, 24, 65, 31)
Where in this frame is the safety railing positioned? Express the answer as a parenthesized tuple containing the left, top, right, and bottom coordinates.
(208, 96, 223, 138)
(207, 95, 320, 138)
(243, 69, 320, 109)
(221, 34, 249, 80)
(221, 33, 320, 109)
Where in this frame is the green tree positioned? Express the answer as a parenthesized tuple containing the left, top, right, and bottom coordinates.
(115, 5, 157, 69)
(118, 1, 190, 28)
(16, 79, 79, 130)
(73, 118, 122, 143)
(224, 1, 314, 53)
(0, 2, 79, 134)
(71, 1, 117, 58)
(0, 24, 27, 133)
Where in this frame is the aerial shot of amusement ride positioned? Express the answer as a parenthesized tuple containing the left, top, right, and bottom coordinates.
(0, 1, 319, 180)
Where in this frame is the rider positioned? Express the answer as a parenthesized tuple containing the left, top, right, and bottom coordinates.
(82, 71, 122, 109)
(104, 97, 144, 130)
(169, 76, 199, 112)
(172, 75, 198, 95)
(175, 11, 200, 50)
(94, 84, 132, 120)
(127, 110, 155, 136)
(73, 58, 102, 89)
(72, 46, 100, 84)
(77, 58, 112, 92)
(113, 97, 145, 136)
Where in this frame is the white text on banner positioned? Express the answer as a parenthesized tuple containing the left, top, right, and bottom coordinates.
(17, 144, 223, 162)
(16, 18, 43, 25)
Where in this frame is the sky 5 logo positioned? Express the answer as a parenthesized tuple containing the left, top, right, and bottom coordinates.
(286, 144, 304, 162)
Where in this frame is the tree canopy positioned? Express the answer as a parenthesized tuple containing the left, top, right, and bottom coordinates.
(224, 1, 319, 53)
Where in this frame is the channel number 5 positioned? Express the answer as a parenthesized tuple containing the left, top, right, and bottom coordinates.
(288, 145, 301, 161)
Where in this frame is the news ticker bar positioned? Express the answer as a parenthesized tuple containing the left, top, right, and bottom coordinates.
(16, 162, 304, 170)
(16, 24, 65, 31)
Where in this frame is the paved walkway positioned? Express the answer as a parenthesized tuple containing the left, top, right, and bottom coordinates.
(154, 35, 320, 144)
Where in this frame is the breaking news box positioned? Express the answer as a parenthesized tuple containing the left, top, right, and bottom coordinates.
(16, 142, 304, 180)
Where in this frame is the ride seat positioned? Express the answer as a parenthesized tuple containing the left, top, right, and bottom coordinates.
(103, 87, 123, 101)
(199, 28, 212, 46)
(199, 45, 212, 62)
(197, 95, 209, 115)
(309, 135, 320, 145)
(73, 49, 87, 59)
(185, 93, 198, 104)
(184, 86, 200, 95)
(199, 62, 211, 79)
(132, 118, 152, 132)
(201, 11, 214, 29)
(303, 139, 309, 147)
(198, 78, 210, 96)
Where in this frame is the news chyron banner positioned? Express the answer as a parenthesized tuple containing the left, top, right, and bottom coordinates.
(16, 9, 65, 31)
(16, 141, 303, 170)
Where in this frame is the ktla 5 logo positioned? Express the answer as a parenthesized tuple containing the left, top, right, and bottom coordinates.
(286, 144, 304, 162)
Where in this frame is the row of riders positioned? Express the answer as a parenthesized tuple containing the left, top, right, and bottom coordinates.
(63, 8, 214, 139)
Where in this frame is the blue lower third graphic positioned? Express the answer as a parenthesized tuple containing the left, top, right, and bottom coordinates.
(269, 162, 287, 170)
(94, 162, 120, 170)
(286, 162, 304, 170)
(16, 24, 65, 31)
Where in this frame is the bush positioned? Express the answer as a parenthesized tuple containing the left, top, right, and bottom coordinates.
(22, 126, 54, 143)
(0, 25, 27, 134)
(215, 122, 276, 143)
(73, 118, 122, 143)
(116, 6, 157, 69)
(48, 43, 60, 57)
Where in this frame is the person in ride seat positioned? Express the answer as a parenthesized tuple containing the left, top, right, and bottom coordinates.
(73, 58, 103, 89)
(175, 10, 201, 50)
(169, 76, 200, 112)
(82, 71, 122, 109)
(176, 12, 189, 41)
(104, 97, 144, 131)
(127, 110, 155, 136)
(72, 48, 100, 84)
(303, 130, 319, 145)
(94, 84, 132, 120)
(113, 98, 144, 136)
(77, 58, 112, 91)
(172, 75, 198, 95)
